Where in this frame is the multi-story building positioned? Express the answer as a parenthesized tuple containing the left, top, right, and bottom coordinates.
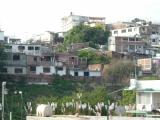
(4, 36, 21, 44)
(2, 52, 27, 75)
(4, 44, 50, 56)
(61, 12, 105, 32)
(108, 36, 146, 54)
(30, 31, 55, 43)
(109, 20, 160, 56)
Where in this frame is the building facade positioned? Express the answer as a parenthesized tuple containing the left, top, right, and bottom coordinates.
(108, 36, 146, 54)
(61, 13, 105, 32)
(128, 79, 160, 112)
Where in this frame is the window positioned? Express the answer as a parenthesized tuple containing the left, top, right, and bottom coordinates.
(35, 47, 40, 50)
(30, 66, 36, 72)
(2, 68, 7, 73)
(15, 68, 23, 73)
(152, 39, 156, 42)
(129, 38, 135, 41)
(28, 46, 34, 50)
(44, 56, 51, 61)
(33, 57, 37, 61)
(43, 67, 50, 73)
(123, 37, 128, 41)
(56, 67, 63, 71)
(114, 30, 118, 34)
(134, 28, 137, 31)
(121, 29, 126, 33)
(13, 54, 20, 61)
(18, 46, 25, 50)
(84, 72, 89, 76)
(141, 27, 146, 32)
(74, 72, 78, 76)
(152, 32, 156, 34)
(128, 28, 132, 32)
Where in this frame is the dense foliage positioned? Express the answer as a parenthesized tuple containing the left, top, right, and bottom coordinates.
(64, 24, 110, 48)
(1, 79, 113, 120)
(77, 50, 111, 64)
(119, 90, 136, 105)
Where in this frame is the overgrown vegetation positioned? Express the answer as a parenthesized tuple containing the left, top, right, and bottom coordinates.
(77, 50, 111, 64)
(64, 24, 110, 48)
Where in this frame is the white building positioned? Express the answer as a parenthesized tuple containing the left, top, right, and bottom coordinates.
(30, 31, 54, 43)
(69, 69, 101, 77)
(0, 31, 4, 42)
(128, 79, 160, 111)
(61, 12, 105, 32)
(4, 44, 50, 56)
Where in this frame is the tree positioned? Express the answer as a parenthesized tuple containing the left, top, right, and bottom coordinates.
(0, 44, 7, 72)
(77, 50, 111, 64)
(104, 60, 135, 88)
(64, 24, 110, 48)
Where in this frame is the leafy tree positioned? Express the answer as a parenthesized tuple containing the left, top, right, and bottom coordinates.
(77, 50, 110, 64)
(119, 90, 136, 105)
(64, 24, 110, 48)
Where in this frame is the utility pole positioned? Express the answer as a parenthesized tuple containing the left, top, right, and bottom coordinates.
(2, 82, 6, 120)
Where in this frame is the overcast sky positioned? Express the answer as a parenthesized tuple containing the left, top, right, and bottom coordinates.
(0, 0, 160, 39)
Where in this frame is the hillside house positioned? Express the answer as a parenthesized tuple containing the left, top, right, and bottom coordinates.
(128, 79, 160, 111)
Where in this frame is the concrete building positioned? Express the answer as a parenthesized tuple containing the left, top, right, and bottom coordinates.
(2, 53, 27, 75)
(137, 58, 152, 73)
(69, 64, 103, 77)
(128, 79, 160, 112)
(61, 12, 105, 32)
(30, 31, 55, 43)
(0, 31, 4, 42)
(108, 36, 146, 54)
(4, 36, 21, 44)
(4, 44, 50, 56)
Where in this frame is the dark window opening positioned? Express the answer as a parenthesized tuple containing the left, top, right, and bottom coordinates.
(84, 72, 89, 76)
(13, 54, 20, 61)
(74, 72, 78, 76)
(28, 46, 34, 50)
(114, 31, 118, 34)
(30, 66, 36, 72)
(152, 39, 156, 42)
(128, 29, 132, 32)
(45, 56, 51, 61)
(15, 68, 23, 73)
(18, 46, 25, 50)
(56, 67, 63, 71)
(43, 67, 50, 73)
(121, 29, 126, 33)
(2, 68, 7, 73)
(34, 57, 37, 61)
(129, 38, 135, 41)
(35, 47, 40, 50)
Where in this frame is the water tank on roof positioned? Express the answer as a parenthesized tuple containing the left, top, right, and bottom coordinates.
(36, 104, 52, 117)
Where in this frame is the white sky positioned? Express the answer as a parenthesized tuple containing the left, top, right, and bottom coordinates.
(0, 0, 160, 39)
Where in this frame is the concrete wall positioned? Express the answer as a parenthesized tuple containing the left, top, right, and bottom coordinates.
(0, 31, 4, 41)
(27, 115, 160, 120)
(36, 66, 56, 75)
(70, 70, 101, 77)
(111, 27, 140, 37)
(5, 66, 26, 74)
